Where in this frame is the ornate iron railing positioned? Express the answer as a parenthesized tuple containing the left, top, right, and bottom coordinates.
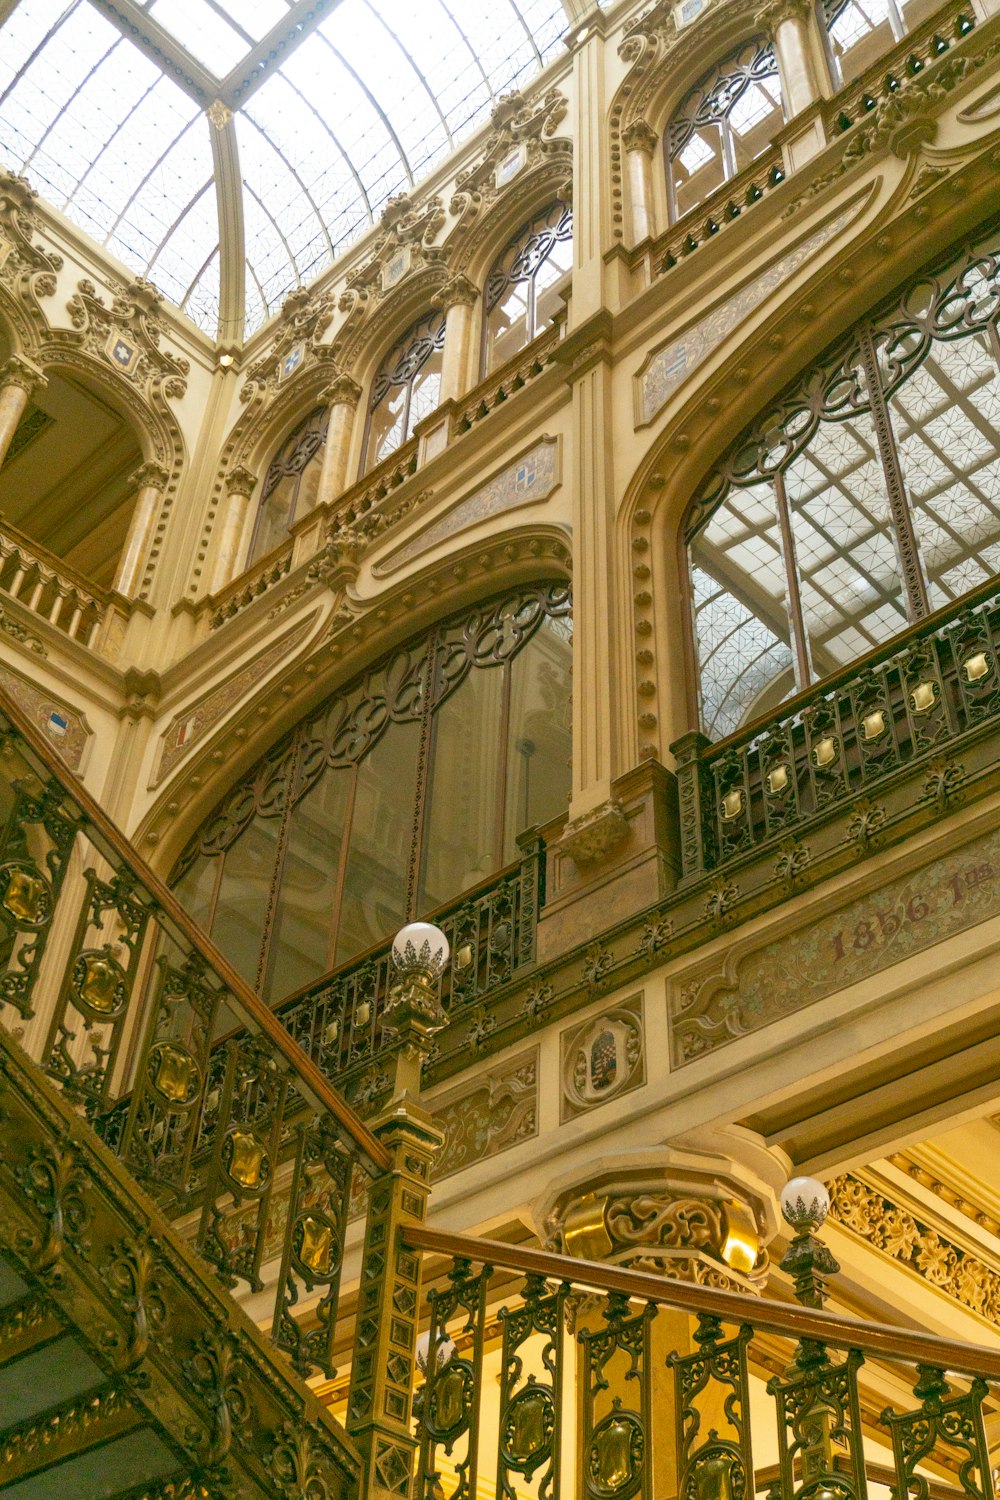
(0, 685, 388, 1385)
(403, 1224, 1000, 1500)
(272, 833, 545, 1095)
(676, 576, 1000, 880)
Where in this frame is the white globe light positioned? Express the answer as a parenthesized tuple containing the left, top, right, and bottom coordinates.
(415, 1330, 457, 1372)
(780, 1176, 831, 1231)
(391, 921, 450, 976)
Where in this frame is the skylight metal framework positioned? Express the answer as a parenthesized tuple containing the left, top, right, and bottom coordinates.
(0, 0, 573, 339)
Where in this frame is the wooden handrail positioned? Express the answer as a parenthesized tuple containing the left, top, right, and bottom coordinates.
(0, 686, 390, 1174)
(404, 1226, 1000, 1380)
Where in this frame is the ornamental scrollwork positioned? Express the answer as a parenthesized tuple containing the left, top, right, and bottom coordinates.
(0, 170, 61, 350)
(64, 274, 189, 401)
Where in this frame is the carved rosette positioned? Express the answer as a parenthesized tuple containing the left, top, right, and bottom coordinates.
(536, 1141, 786, 1293)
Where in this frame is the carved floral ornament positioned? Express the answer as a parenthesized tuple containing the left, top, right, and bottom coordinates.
(0, 171, 61, 349)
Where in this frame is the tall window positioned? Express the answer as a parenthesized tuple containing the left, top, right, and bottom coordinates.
(172, 585, 573, 1003)
(483, 201, 573, 374)
(686, 220, 1000, 739)
(666, 39, 784, 222)
(364, 311, 446, 470)
(821, 0, 943, 84)
(250, 407, 327, 565)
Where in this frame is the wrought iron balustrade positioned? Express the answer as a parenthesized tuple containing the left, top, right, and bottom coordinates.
(0, 686, 387, 1382)
(269, 835, 545, 1093)
(677, 577, 1000, 880)
(404, 1224, 1000, 1500)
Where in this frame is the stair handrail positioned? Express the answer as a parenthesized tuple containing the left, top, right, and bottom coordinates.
(0, 685, 390, 1174)
(403, 1225, 1000, 1380)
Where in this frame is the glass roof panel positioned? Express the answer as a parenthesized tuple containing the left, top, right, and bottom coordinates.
(0, 0, 569, 337)
(0, 0, 220, 329)
(148, 0, 249, 75)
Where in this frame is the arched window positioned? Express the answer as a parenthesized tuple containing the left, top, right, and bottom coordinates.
(249, 407, 327, 565)
(364, 311, 446, 471)
(666, 39, 784, 222)
(482, 201, 573, 374)
(685, 220, 1000, 740)
(821, 0, 945, 85)
(172, 584, 573, 1003)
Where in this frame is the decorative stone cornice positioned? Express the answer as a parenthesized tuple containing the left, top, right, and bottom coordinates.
(225, 465, 258, 498)
(129, 461, 170, 492)
(64, 275, 189, 402)
(622, 119, 659, 155)
(0, 354, 46, 397)
(240, 285, 336, 403)
(755, 0, 813, 29)
(438, 273, 479, 310)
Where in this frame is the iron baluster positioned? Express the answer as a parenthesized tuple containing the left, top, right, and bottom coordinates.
(580, 1290, 655, 1500)
(881, 1365, 995, 1500)
(416, 1255, 493, 1500)
(495, 1273, 567, 1500)
(670, 1315, 754, 1500)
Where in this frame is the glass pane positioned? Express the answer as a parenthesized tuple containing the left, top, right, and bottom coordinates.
(728, 77, 783, 173)
(265, 765, 352, 1003)
(251, 475, 296, 563)
(672, 125, 726, 219)
(689, 484, 795, 737)
(407, 357, 443, 432)
(784, 411, 909, 670)
(502, 614, 573, 860)
(890, 336, 1000, 609)
(487, 282, 532, 372)
(172, 853, 218, 933)
(419, 666, 505, 912)
(335, 719, 420, 966)
(211, 815, 282, 988)
(368, 385, 409, 467)
(827, 0, 897, 84)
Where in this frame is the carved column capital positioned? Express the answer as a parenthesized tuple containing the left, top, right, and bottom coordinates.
(323, 374, 363, 408)
(622, 119, 659, 156)
(128, 461, 170, 493)
(535, 1134, 787, 1292)
(0, 355, 46, 398)
(438, 273, 479, 310)
(224, 464, 258, 498)
(755, 0, 812, 29)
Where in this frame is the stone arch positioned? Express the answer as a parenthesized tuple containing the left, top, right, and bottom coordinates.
(617, 170, 1000, 764)
(139, 524, 573, 879)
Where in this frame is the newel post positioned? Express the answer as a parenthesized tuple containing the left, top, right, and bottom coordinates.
(347, 923, 449, 1499)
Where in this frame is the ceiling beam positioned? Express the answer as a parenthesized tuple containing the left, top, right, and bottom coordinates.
(0, 0, 23, 27)
(219, 0, 350, 111)
(211, 111, 246, 344)
(88, 0, 216, 105)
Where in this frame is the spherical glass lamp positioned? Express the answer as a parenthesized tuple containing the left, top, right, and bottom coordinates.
(780, 1176, 830, 1232)
(391, 921, 450, 979)
(415, 1330, 457, 1372)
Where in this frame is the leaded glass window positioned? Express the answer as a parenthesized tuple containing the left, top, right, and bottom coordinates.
(666, 39, 784, 223)
(686, 219, 1000, 739)
(171, 584, 572, 1002)
(820, 0, 941, 84)
(364, 311, 446, 470)
(249, 407, 327, 564)
(483, 201, 573, 373)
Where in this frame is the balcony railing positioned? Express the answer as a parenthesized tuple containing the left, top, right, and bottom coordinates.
(825, 0, 976, 135)
(676, 576, 1000, 880)
(0, 513, 111, 646)
(272, 834, 545, 1096)
(0, 683, 386, 1382)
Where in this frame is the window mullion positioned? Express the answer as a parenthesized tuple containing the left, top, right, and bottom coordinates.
(855, 320, 931, 622)
(773, 470, 813, 691)
(255, 732, 303, 998)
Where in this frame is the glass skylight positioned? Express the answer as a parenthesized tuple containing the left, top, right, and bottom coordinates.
(0, 0, 220, 327)
(0, 0, 570, 337)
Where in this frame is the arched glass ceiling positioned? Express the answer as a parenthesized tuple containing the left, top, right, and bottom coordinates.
(0, 0, 570, 340)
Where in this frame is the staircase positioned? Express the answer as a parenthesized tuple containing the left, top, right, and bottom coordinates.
(2, 686, 1000, 1500)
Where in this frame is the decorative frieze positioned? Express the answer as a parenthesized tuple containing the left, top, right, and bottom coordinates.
(449, 88, 571, 238)
(430, 1047, 538, 1180)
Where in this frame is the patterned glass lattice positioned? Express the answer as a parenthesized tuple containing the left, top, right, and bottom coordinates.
(171, 584, 572, 1002)
(249, 407, 328, 565)
(666, 38, 784, 221)
(483, 200, 573, 373)
(686, 220, 1000, 738)
(365, 311, 447, 470)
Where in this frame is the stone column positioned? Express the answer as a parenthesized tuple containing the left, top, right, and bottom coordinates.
(759, 0, 826, 114)
(438, 274, 479, 402)
(210, 465, 257, 593)
(316, 375, 363, 509)
(112, 461, 169, 599)
(622, 121, 659, 245)
(0, 355, 46, 467)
